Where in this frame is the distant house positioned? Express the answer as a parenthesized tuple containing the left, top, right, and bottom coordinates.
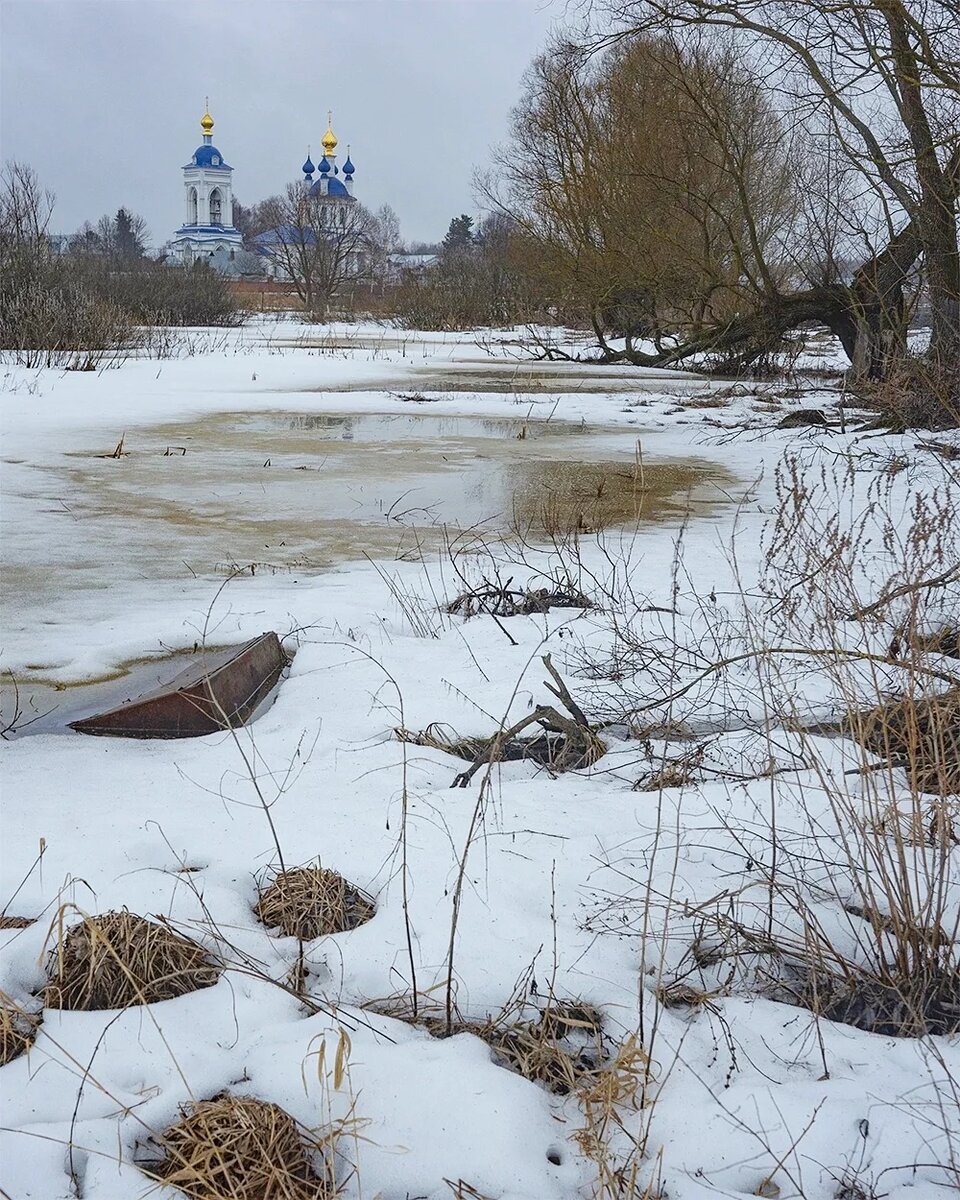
(208, 245, 263, 276)
(46, 233, 72, 257)
(387, 252, 438, 280)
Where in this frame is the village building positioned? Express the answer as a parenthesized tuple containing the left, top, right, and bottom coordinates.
(168, 105, 245, 267)
(253, 114, 368, 282)
(168, 107, 369, 282)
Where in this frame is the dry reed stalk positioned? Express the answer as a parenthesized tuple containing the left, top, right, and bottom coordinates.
(0, 914, 34, 929)
(255, 866, 375, 940)
(143, 1095, 331, 1200)
(874, 795, 960, 848)
(43, 910, 220, 1010)
(0, 991, 41, 1065)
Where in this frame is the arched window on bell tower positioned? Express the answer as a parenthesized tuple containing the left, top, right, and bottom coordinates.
(209, 188, 222, 225)
(190, 187, 199, 225)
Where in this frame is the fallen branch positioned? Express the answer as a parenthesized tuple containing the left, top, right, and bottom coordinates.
(845, 562, 960, 621)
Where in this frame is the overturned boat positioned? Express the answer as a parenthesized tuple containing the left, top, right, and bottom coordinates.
(70, 632, 287, 739)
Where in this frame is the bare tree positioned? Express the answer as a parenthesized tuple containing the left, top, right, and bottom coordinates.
(490, 36, 805, 364)
(71, 208, 149, 260)
(602, 0, 960, 379)
(257, 184, 375, 314)
(368, 203, 402, 285)
(0, 161, 54, 276)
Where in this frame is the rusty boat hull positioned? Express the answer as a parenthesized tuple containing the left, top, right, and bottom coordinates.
(69, 632, 287, 739)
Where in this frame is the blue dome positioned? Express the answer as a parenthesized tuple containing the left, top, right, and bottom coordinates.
(302, 154, 315, 174)
(319, 156, 330, 173)
(192, 144, 229, 168)
(307, 177, 351, 198)
(343, 156, 355, 175)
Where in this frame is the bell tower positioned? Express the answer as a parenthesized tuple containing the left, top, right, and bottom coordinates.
(171, 103, 242, 264)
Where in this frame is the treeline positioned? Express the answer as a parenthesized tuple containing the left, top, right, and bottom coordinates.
(396, 11, 958, 424)
(0, 165, 238, 368)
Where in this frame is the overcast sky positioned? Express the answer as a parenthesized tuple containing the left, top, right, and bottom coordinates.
(1, 0, 567, 247)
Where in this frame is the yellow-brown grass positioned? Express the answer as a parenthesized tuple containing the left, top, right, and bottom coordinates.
(1, 991, 41, 1065)
(255, 867, 375, 940)
(43, 910, 220, 1010)
(856, 688, 960, 795)
(0, 914, 34, 929)
(368, 994, 609, 1095)
(143, 1095, 331, 1199)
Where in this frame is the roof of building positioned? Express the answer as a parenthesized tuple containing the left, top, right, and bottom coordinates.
(309, 177, 351, 198)
(188, 144, 231, 169)
(208, 245, 263, 276)
(254, 225, 319, 248)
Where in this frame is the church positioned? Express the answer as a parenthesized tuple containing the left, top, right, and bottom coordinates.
(168, 106, 362, 278)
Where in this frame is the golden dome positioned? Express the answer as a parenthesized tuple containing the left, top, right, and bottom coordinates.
(200, 104, 214, 135)
(321, 110, 338, 154)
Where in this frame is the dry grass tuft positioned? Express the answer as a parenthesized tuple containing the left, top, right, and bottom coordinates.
(143, 1094, 332, 1199)
(255, 866, 375, 940)
(1, 992, 41, 1065)
(855, 688, 960, 795)
(43, 910, 220, 1010)
(0, 914, 35, 929)
(369, 994, 611, 1096)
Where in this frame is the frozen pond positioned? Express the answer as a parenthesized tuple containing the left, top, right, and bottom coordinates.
(287, 361, 705, 395)
(1, 401, 732, 712)
(4, 409, 729, 608)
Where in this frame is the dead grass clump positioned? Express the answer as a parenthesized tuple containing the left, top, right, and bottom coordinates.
(855, 688, 960, 795)
(0, 914, 35, 929)
(1, 992, 41, 1065)
(43, 910, 220, 1010)
(143, 1095, 331, 1199)
(785, 963, 960, 1038)
(368, 993, 609, 1095)
(255, 867, 375, 940)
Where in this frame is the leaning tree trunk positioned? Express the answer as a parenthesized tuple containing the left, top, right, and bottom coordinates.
(882, 4, 960, 375)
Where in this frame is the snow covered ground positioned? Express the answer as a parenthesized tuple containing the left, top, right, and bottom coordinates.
(1, 319, 958, 1199)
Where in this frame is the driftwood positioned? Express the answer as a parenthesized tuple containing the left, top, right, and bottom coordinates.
(396, 654, 605, 787)
(447, 578, 592, 619)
